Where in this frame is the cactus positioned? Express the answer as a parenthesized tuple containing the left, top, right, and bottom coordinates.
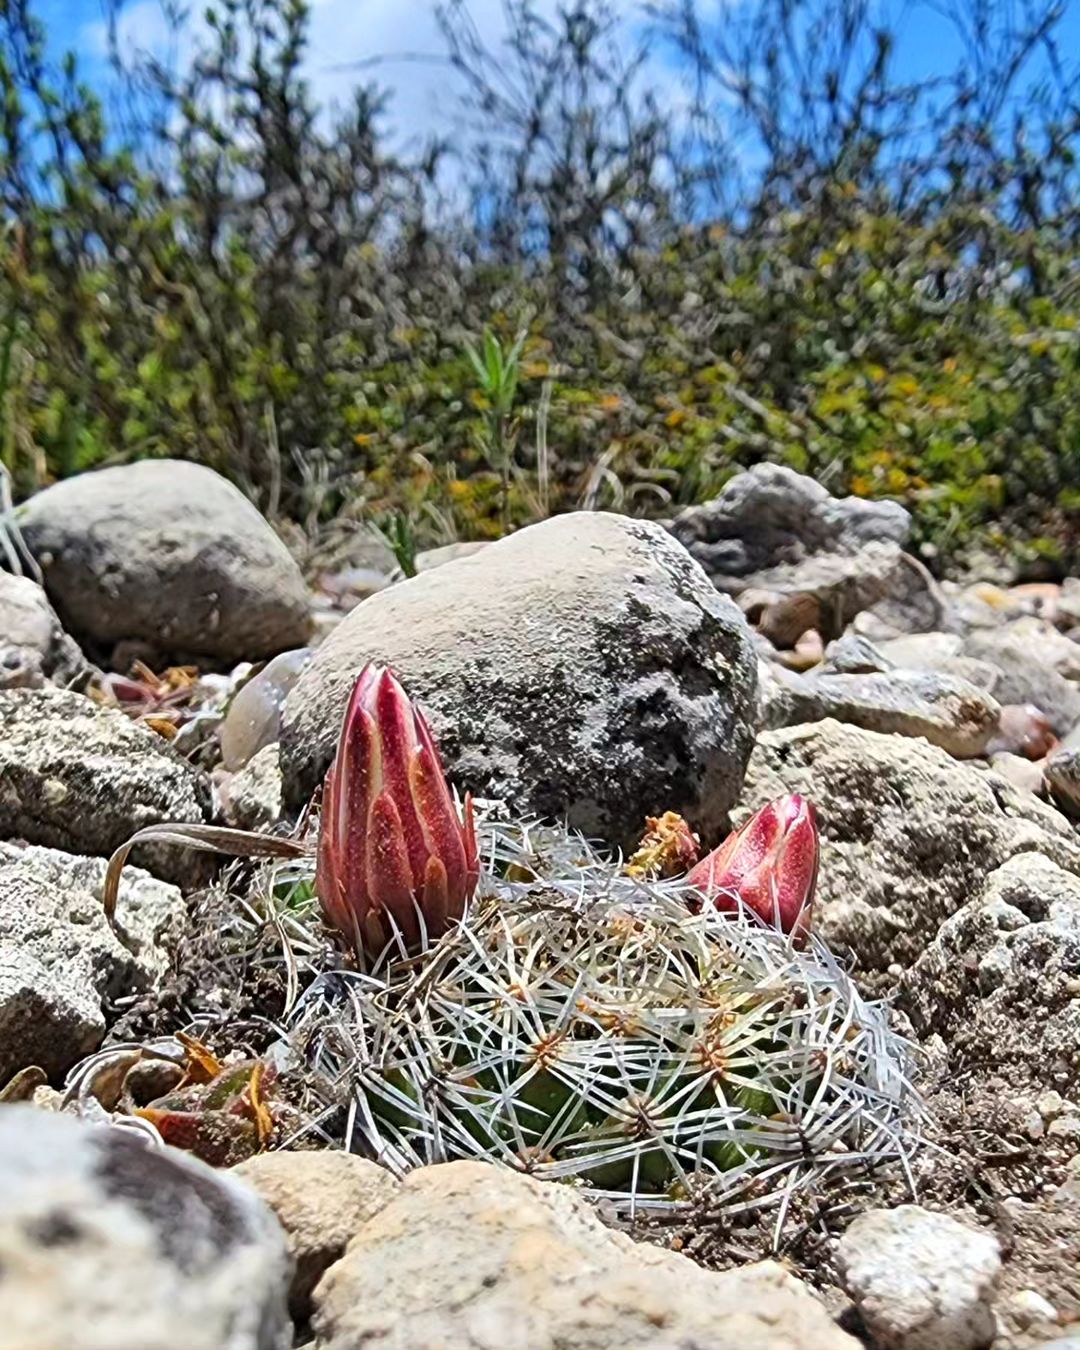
(289, 816, 919, 1219)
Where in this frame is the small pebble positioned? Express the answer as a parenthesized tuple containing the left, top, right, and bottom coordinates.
(1006, 1288, 1058, 1329)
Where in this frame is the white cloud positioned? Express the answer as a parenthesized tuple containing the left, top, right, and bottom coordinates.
(82, 0, 664, 151)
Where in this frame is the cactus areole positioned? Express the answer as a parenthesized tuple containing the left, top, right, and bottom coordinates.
(316, 663, 479, 954)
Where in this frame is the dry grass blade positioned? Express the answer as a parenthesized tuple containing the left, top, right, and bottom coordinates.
(102, 822, 311, 924)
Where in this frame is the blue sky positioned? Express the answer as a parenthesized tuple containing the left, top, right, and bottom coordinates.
(32, 0, 1080, 156)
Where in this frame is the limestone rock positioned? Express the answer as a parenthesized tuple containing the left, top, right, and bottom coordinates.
(964, 621, 1080, 737)
(0, 841, 183, 1082)
(17, 460, 311, 664)
(669, 462, 910, 574)
(0, 1105, 291, 1350)
(221, 743, 284, 830)
(737, 720, 1080, 979)
(1046, 747, 1080, 820)
(836, 1204, 1000, 1350)
(0, 687, 210, 879)
(902, 853, 1080, 1090)
(667, 465, 929, 640)
(758, 667, 1000, 758)
(311, 1159, 856, 1350)
(0, 572, 85, 691)
(233, 1150, 399, 1322)
(989, 752, 1047, 799)
(720, 542, 909, 644)
(282, 514, 758, 852)
(822, 633, 893, 674)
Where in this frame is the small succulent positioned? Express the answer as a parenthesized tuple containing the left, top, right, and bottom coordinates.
(57, 1034, 282, 1167)
(316, 663, 479, 957)
(290, 815, 917, 1220)
(686, 794, 819, 942)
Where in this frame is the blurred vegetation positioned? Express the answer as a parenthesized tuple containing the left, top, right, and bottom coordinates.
(2, 0, 1080, 573)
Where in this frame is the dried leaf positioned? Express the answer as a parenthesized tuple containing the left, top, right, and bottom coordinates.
(102, 822, 311, 925)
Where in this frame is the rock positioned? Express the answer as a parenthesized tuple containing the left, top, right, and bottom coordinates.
(1047, 747, 1080, 819)
(0, 841, 183, 1083)
(858, 553, 948, 638)
(1005, 1288, 1059, 1331)
(737, 721, 1080, 979)
(879, 631, 965, 668)
(1008, 582, 1064, 624)
(987, 617, 1080, 682)
(1057, 578, 1080, 631)
(314, 526, 398, 608)
(0, 1105, 291, 1350)
(718, 542, 909, 644)
(784, 627, 826, 669)
(822, 634, 893, 674)
(0, 687, 211, 877)
(836, 1204, 1001, 1350)
(0, 572, 85, 691)
(219, 649, 312, 771)
(877, 634, 1005, 695)
(667, 465, 929, 640)
(669, 463, 910, 574)
(902, 853, 1080, 1090)
(755, 659, 812, 731)
(989, 752, 1047, 799)
(414, 540, 491, 573)
(964, 622, 1080, 737)
(281, 514, 759, 852)
(311, 1159, 856, 1350)
(221, 743, 284, 830)
(17, 460, 311, 664)
(233, 1150, 399, 1322)
(758, 668, 1000, 758)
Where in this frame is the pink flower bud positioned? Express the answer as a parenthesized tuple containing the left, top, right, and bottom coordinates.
(316, 664, 479, 955)
(685, 794, 819, 942)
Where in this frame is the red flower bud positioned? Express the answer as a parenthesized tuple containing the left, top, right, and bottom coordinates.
(316, 664, 479, 955)
(685, 794, 819, 942)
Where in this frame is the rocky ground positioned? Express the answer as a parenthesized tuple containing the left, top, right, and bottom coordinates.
(2, 458, 1080, 1350)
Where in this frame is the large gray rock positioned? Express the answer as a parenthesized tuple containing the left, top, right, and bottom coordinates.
(757, 666, 1000, 758)
(234, 1150, 399, 1322)
(0, 1105, 291, 1350)
(737, 720, 1080, 980)
(0, 687, 211, 877)
(0, 572, 84, 690)
(0, 842, 182, 1082)
(311, 1159, 856, 1350)
(902, 853, 1080, 1090)
(17, 460, 311, 664)
(669, 463, 910, 574)
(836, 1205, 1001, 1350)
(281, 514, 759, 851)
(668, 465, 928, 642)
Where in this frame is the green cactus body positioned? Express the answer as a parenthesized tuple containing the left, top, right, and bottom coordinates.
(292, 820, 919, 1219)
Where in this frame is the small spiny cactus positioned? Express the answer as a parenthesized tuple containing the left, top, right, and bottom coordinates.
(291, 817, 917, 1218)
